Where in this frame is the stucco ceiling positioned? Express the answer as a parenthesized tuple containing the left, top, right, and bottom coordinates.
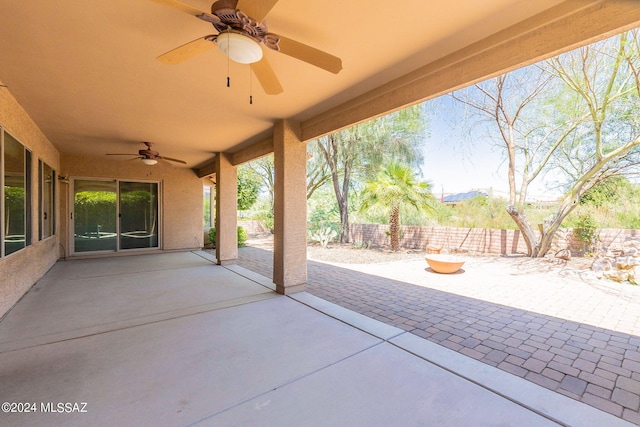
(0, 0, 570, 167)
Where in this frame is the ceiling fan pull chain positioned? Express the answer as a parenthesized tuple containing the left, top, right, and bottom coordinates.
(226, 30, 231, 87)
(249, 66, 253, 105)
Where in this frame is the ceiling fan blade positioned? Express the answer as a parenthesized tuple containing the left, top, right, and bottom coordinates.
(149, 0, 220, 23)
(236, 0, 279, 22)
(158, 156, 187, 164)
(157, 158, 174, 166)
(106, 153, 138, 156)
(150, 0, 204, 15)
(251, 56, 283, 95)
(157, 37, 215, 64)
(276, 36, 342, 74)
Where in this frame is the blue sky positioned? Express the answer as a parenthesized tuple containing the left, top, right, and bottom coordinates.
(419, 97, 559, 201)
(420, 97, 510, 197)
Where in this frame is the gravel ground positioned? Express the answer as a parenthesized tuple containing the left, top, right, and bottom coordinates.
(246, 233, 594, 271)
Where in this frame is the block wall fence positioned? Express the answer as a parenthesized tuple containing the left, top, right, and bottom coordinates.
(349, 224, 640, 255)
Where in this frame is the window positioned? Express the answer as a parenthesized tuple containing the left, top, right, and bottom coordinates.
(2, 129, 32, 256)
(203, 185, 213, 227)
(39, 159, 55, 240)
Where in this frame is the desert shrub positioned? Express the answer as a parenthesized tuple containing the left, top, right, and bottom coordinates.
(208, 226, 247, 248)
(309, 227, 338, 248)
(570, 214, 599, 253)
(237, 226, 248, 247)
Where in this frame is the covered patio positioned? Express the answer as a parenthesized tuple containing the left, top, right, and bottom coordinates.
(0, 252, 630, 426)
(2, 1, 640, 425)
(2, 1, 640, 307)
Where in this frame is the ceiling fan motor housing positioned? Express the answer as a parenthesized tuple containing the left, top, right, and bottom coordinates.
(209, 2, 280, 51)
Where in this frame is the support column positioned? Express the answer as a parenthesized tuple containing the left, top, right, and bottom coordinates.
(215, 153, 237, 265)
(273, 119, 307, 294)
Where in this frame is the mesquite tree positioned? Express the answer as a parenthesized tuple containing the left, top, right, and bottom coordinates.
(451, 31, 640, 257)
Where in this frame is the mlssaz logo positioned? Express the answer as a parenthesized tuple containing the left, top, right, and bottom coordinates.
(40, 402, 88, 413)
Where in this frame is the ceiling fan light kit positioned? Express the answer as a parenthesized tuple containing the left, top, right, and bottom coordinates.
(141, 158, 158, 166)
(216, 31, 263, 64)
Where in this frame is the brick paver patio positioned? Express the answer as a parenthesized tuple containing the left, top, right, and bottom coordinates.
(236, 245, 640, 424)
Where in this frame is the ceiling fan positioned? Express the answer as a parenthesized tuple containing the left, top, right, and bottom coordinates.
(151, 0, 343, 95)
(106, 142, 187, 166)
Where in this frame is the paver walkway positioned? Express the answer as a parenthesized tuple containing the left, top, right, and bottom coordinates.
(237, 246, 640, 424)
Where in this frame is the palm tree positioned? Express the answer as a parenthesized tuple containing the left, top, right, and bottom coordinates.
(359, 162, 436, 251)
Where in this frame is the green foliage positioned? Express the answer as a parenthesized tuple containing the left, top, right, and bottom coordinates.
(4, 186, 24, 205)
(314, 103, 428, 242)
(563, 178, 640, 229)
(307, 187, 341, 235)
(74, 191, 116, 206)
(237, 226, 248, 247)
(203, 187, 213, 227)
(241, 196, 274, 233)
(444, 196, 523, 229)
(74, 191, 117, 231)
(261, 211, 274, 233)
(446, 31, 640, 257)
(237, 165, 261, 211)
(4, 186, 25, 235)
(207, 226, 248, 247)
(360, 162, 436, 250)
(580, 176, 631, 207)
(571, 214, 599, 253)
(359, 162, 436, 218)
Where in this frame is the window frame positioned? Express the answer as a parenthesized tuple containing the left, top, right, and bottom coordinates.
(38, 159, 56, 240)
(1, 128, 32, 257)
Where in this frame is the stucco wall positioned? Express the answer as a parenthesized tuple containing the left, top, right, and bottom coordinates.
(0, 86, 61, 319)
(60, 154, 203, 255)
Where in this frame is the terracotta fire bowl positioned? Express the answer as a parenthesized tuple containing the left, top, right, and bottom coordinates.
(424, 254, 465, 274)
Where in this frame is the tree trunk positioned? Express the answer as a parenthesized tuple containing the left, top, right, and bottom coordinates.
(389, 206, 400, 251)
(317, 137, 353, 243)
(507, 200, 579, 258)
(506, 205, 539, 257)
(339, 198, 350, 243)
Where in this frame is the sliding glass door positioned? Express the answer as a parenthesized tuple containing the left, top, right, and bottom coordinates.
(120, 181, 158, 250)
(73, 179, 117, 253)
(72, 179, 159, 254)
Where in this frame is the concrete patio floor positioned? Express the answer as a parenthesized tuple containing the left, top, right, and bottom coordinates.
(236, 245, 640, 424)
(0, 252, 633, 426)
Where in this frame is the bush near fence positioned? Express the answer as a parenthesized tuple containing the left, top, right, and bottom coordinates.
(349, 223, 640, 255)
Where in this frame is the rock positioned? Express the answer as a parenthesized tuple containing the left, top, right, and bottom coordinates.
(604, 269, 629, 282)
(592, 264, 604, 279)
(592, 257, 612, 272)
(555, 249, 571, 261)
(616, 256, 637, 270)
(591, 240, 640, 285)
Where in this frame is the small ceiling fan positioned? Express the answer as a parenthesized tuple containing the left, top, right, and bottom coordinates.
(151, 0, 343, 95)
(106, 142, 187, 166)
